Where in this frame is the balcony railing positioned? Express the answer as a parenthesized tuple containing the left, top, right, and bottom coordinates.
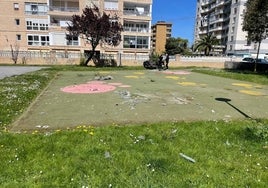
(49, 6, 79, 12)
(123, 10, 150, 17)
(123, 27, 149, 33)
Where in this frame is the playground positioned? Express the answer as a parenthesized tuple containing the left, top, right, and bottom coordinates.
(11, 69, 268, 131)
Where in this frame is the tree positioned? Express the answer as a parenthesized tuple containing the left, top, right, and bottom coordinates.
(194, 34, 220, 56)
(165, 37, 188, 55)
(67, 6, 123, 66)
(242, 0, 268, 72)
(5, 36, 19, 64)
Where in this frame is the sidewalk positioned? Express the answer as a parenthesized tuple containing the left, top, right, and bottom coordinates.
(0, 66, 47, 79)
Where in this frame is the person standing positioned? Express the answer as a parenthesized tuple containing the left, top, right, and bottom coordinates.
(165, 53, 170, 69)
(158, 54, 164, 70)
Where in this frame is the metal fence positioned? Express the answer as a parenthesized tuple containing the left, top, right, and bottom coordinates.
(0, 50, 150, 61)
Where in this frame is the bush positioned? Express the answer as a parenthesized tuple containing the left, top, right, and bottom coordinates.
(94, 59, 117, 67)
(79, 56, 86, 66)
(245, 123, 268, 141)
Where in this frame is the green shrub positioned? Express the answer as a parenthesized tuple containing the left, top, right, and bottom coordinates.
(94, 59, 117, 67)
(245, 123, 268, 141)
(79, 56, 86, 66)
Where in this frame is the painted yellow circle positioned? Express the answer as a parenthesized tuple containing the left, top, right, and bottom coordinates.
(178, 82, 197, 86)
(125, 75, 139, 79)
(239, 90, 264, 96)
(232, 83, 252, 88)
(166, 76, 180, 80)
(134, 72, 144, 75)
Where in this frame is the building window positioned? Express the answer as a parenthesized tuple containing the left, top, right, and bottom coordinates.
(123, 35, 149, 49)
(229, 45, 233, 51)
(232, 17, 236, 24)
(27, 35, 49, 46)
(123, 22, 149, 32)
(234, 8, 237, 14)
(14, 3, 19, 10)
(104, 0, 118, 10)
(15, 19, 20, 25)
(66, 35, 79, 46)
(25, 3, 47, 15)
(230, 36, 233, 42)
(231, 26, 235, 33)
(26, 19, 48, 30)
(16, 34, 21, 41)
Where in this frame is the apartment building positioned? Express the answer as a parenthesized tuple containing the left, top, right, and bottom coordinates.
(0, 0, 153, 57)
(194, 0, 268, 57)
(151, 21, 172, 54)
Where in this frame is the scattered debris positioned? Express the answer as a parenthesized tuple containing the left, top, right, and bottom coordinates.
(104, 151, 111, 159)
(94, 75, 113, 80)
(179, 153, 196, 163)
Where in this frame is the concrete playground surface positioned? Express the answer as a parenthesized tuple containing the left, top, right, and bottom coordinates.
(11, 69, 268, 131)
(0, 66, 48, 80)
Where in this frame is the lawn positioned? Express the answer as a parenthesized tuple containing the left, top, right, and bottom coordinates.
(0, 66, 267, 187)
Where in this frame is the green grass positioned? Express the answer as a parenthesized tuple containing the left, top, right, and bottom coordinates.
(0, 66, 267, 187)
(193, 68, 268, 85)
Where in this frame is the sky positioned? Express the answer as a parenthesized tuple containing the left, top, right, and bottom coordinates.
(152, 0, 197, 45)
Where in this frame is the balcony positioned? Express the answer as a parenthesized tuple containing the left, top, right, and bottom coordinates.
(124, 27, 149, 33)
(123, 3, 151, 18)
(48, 0, 79, 16)
(49, 6, 79, 12)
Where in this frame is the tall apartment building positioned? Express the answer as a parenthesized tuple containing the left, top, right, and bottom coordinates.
(194, 0, 268, 57)
(0, 0, 153, 56)
(151, 21, 172, 54)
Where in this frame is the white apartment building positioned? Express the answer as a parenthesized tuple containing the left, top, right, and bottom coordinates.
(0, 0, 152, 57)
(194, 0, 268, 57)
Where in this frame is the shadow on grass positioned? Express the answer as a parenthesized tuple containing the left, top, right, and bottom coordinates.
(215, 97, 251, 119)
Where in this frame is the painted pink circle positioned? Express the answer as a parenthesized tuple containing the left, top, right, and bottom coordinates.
(61, 82, 116, 94)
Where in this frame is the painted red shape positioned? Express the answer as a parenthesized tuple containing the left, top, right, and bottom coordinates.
(61, 81, 116, 94)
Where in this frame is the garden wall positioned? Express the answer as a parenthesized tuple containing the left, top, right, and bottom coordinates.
(0, 51, 242, 69)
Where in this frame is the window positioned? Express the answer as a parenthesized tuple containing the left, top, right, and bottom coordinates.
(14, 3, 19, 10)
(234, 8, 237, 14)
(230, 36, 233, 42)
(31, 4, 38, 14)
(16, 34, 21, 41)
(229, 45, 233, 51)
(66, 35, 79, 46)
(25, 3, 47, 15)
(231, 26, 235, 33)
(233, 17, 236, 24)
(27, 35, 49, 46)
(123, 35, 149, 49)
(15, 19, 20, 25)
(104, 0, 118, 10)
(26, 19, 48, 30)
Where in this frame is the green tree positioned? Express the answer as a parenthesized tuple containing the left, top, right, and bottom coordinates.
(194, 34, 219, 56)
(67, 6, 123, 66)
(242, 0, 268, 71)
(165, 37, 188, 55)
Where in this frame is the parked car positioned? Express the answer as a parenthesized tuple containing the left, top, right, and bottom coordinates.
(242, 57, 255, 63)
(239, 58, 268, 71)
(256, 58, 268, 64)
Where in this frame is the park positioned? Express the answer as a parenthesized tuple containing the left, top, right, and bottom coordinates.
(0, 66, 267, 187)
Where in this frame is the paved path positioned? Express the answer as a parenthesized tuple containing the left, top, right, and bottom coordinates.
(0, 66, 47, 79)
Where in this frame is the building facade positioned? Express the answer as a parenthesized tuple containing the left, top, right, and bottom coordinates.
(194, 0, 268, 57)
(0, 0, 153, 57)
(151, 21, 172, 54)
